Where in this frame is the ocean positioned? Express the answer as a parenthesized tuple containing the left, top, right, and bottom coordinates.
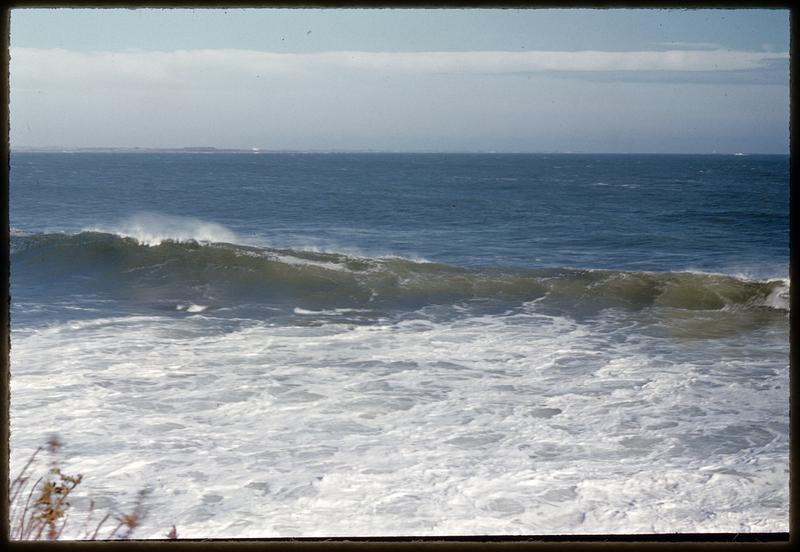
(9, 152, 790, 537)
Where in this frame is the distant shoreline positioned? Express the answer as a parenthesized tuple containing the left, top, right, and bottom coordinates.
(9, 147, 787, 156)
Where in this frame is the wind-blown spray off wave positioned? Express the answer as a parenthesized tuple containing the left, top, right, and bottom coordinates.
(87, 212, 238, 246)
(11, 231, 790, 317)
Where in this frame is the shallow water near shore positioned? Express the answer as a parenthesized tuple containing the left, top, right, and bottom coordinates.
(10, 152, 789, 536)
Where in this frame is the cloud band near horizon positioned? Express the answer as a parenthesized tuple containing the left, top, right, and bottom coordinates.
(9, 45, 789, 153)
(11, 47, 789, 89)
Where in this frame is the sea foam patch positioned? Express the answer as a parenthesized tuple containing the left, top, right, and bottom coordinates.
(9, 303, 789, 538)
(177, 304, 208, 313)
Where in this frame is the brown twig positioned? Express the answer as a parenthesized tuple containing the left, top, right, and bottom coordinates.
(89, 512, 112, 541)
(105, 520, 125, 541)
(10, 436, 171, 541)
(10, 447, 43, 503)
(17, 476, 44, 539)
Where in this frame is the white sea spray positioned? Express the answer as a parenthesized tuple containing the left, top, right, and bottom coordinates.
(89, 212, 238, 246)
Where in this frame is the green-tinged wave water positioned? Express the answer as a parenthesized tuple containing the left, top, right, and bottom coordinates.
(11, 231, 790, 316)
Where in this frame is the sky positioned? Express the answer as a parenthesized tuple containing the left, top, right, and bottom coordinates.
(9, 8, 791, 153)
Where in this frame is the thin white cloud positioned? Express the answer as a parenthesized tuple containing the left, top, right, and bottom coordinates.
(315, 49, 787, 73)
(10, 47, 789, 90)
(650, 41, 724, 50)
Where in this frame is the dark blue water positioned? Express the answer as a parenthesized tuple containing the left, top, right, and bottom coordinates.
(10, 152, 789, 278)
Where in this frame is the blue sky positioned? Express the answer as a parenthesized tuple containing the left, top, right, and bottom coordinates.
(9, 8, 790, 153)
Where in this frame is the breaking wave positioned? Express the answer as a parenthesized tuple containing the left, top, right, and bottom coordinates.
(11, 231, 789, 314)
(87, 212, 238, 246)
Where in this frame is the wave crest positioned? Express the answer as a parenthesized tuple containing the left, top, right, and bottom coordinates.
(87, 212, 237, 246)
(11, 231, 789, 315)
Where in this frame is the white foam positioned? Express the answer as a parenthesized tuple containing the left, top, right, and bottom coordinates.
(272, 253, 348, 272)
(293, 307, 321, 315)
(9, 306, 789, 538)
(89, 212, 238, 246)
(232, 248, 351, 272)
(293, 307, 373, 316)
(762, 278, 790, 311)
(267, 242, 432, 264)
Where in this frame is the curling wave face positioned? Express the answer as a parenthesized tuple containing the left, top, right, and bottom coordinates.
(11, 231, 789, 317)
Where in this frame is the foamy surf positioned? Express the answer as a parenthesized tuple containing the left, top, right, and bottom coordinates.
(177, 303, 208, 313)
(293, 307, 373, 316)
(762, 278, 790, 311)
(9, 303, 789, 537)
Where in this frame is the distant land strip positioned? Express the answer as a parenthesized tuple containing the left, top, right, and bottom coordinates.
(9, 146, 780, 156)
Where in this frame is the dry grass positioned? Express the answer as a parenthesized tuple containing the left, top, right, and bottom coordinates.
(9, 435, 177, 541)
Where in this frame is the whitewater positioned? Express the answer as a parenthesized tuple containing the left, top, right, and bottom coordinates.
(9, 152, 789, 537)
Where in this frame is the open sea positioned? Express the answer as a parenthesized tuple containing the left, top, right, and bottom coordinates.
(9, 152, 790, 537)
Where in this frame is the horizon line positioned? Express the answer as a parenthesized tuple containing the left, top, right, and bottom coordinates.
(9, 146, 788, 156)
